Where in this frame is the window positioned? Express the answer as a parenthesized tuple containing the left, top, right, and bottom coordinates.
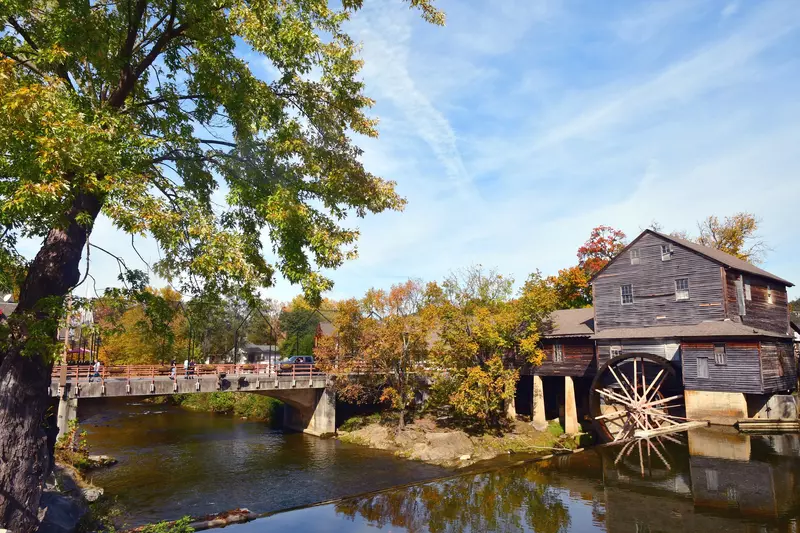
(554, 344, 563, 363)
(705, 469, 719, 491)
(621, 284, 634, 305)
(714, 344, 726, 365)
(697, 357, 709, 379)
(610, 346, 622, 357)
(744, 280, 752, 301)
(661, 244, 673, 261)
(735, 277, 746, 316)
(630, 248, 640, 265)
(767, 286, 774, 304)
(675, 278, 690, 301)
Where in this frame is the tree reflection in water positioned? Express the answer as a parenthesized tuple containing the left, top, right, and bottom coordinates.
(335, 467, 571, 533)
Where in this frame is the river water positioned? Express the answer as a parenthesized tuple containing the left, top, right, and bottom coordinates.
(83, 399, 800, 532)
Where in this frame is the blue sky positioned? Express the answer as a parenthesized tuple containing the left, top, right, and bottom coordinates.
(39, 0, 800, 302)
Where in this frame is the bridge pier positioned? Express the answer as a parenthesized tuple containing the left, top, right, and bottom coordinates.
(266, 388, 336, 436)
(57, 389, 78, 441)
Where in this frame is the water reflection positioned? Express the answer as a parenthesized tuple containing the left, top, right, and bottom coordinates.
(233, 429, 800, 533)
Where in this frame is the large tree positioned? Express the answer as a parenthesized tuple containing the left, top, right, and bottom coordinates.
(0, 1, 443, 530)
(428, 266, 557, 428)
(315, 280, 432, 428)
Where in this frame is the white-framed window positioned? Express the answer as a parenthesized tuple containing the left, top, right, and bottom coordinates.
(630, 248, 640, 265)
(744, 279, 752, 301)
(554, 343, 563, 363)
(621, 284, 634, 304)
(767, 286, 774, 304)
(610, 346, 622, 357)
(697, 357, 709, 379)
(714, 344, 726, 365)
(660, 244, 673, 261)
(675, 278, 690, 301)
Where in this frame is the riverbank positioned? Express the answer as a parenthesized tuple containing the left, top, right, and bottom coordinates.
(338, 414, 578, 467)
(149, 392, 283, 422)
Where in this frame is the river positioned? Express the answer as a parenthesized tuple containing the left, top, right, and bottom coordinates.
(83, 399, 800, 532)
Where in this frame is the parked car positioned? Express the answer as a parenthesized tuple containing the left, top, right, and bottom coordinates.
(278, 355, 315, 374)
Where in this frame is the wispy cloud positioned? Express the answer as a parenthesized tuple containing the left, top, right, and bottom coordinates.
(35, 0, 800, 303)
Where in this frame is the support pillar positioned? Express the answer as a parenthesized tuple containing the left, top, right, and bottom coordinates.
(564, 376, 580, 435)
(57, 394, 78, 441)
(531, 375, 547, 431)
(278, 387, 336, 436)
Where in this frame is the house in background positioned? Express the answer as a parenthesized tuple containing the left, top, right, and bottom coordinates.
(222, 342, 280, 365)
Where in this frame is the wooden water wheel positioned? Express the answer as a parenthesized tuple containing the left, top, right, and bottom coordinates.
(590, 353, 685, 442)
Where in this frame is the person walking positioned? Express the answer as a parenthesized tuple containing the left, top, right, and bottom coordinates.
(184, 358, 189, 379)
(90, 359, 101, 382)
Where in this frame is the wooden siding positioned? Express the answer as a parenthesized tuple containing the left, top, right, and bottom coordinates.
(596, 339, 681, 369)
(760, 341, 796, 393)
(593, 233, 725, 331)
(532, 339, 596, 377)
(682, 341, 763, 393)
(724, 271, 791, 335)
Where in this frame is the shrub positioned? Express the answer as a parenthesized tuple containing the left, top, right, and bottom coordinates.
(55, 419, 91, 471)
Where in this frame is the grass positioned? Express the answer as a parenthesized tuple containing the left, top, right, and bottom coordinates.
(170, 392, 282, 423)
(339, 413, 384, 432)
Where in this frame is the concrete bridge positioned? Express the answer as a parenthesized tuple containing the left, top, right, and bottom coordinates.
(51, 363, 335, 438)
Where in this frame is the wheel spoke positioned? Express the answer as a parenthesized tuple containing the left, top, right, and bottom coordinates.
(608, 365, 636, 404)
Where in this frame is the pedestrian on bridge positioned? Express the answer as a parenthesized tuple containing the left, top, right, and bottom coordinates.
(184, 358, 189, 379)
(89, 360, 100, 382)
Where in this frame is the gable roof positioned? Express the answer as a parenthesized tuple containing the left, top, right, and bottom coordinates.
(543, 308, 595, 338)
(590, 229, 793, 287)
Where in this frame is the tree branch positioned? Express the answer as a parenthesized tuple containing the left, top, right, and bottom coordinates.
(7, 17, 39, 51)
(130, 93, 207, 108)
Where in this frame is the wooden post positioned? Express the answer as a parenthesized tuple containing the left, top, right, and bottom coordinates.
(532, 375, 547, 431)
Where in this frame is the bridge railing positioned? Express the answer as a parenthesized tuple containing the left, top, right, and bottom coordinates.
(51, 362, 324, 384)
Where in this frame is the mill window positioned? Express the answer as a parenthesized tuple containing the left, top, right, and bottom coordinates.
(630, 248, 640, 265)
(714, 344, 726, 365)
(697, 357, 709, 379)
(675, 278, 690, 301)
(767, 286, 774, 304)
(554, 344, 563, 363)
(661, 244, 673, 261)
(621, 284, 634, 305)
(744, 280, 752, 301)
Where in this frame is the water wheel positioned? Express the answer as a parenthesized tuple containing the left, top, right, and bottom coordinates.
(590, 353, 684, 442)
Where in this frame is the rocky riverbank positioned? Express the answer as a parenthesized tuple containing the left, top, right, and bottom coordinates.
(338, 415, 578, 467)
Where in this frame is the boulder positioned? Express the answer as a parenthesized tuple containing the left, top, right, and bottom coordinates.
(38, 492, 86, 533)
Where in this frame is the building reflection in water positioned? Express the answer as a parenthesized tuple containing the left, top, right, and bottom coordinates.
(329, 428, 800, 533)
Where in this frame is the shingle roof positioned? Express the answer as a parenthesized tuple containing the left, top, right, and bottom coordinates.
(651, 230, 792, 286)
(592, 320, 791, 340)
(543, 308, 595, 338)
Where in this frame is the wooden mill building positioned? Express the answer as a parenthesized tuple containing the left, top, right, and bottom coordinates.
(526, 229, 797, 431)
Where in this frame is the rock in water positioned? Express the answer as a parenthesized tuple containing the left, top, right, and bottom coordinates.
(81, 487, 104, 502)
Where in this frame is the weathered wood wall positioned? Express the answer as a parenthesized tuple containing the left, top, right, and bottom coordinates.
(760, 341, 796, 393)
(724, 271, 791, 335)
(593, 233, 725, 331)
(532, 339, 596, 377)
(596, 339, 681, 368)
(682, 341, 763, 393)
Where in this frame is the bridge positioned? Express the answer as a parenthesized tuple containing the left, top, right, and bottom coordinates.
(51, 363, 335, 439)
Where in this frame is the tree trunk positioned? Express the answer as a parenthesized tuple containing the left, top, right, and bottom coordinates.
(0, 191, 101, 533)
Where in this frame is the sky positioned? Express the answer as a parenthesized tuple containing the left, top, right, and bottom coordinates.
(24, 0, 800, 303)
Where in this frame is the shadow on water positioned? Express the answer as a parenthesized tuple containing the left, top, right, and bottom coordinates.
(229, 427, 800, 533)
